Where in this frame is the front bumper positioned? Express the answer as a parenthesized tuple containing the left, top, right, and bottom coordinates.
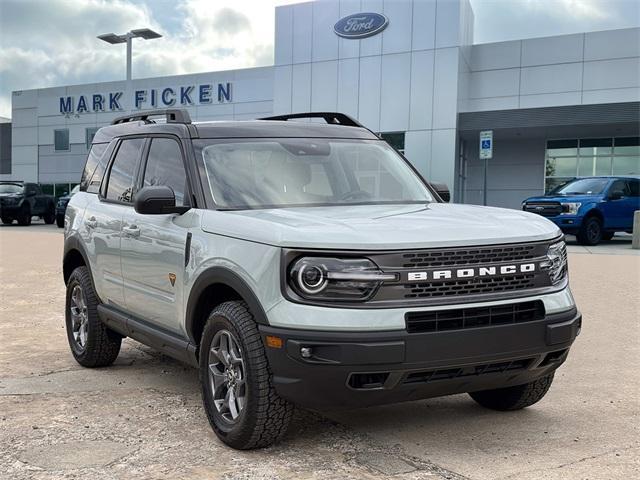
(544, 215, 583, 234)
(260, 308, 581, 410)
(0, 204, 23, 216)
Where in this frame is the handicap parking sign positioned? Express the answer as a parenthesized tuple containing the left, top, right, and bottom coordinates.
(479, 131, 493, 159)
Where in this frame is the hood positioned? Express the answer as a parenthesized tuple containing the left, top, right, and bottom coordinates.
(200, 203, 561, 250)
(525, 194, 602, 203)
(0, 192, 23, 197)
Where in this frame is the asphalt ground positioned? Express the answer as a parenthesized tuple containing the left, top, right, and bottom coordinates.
(0, 222, 638, 479)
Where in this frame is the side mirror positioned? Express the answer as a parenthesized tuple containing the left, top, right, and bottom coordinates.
(134, 186, 190, 215)
(608, 190, 624, 201)
(430, 182, 451, 202)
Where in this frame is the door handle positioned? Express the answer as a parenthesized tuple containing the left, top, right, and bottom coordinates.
(123, 225, 140, 238)
(86, 217, 97, 229)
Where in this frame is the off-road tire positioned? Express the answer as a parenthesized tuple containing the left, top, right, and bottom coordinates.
(56, 214, 65, 228)
(576, 216, 602, 246)
(200, 301, 294, 449)
(469, 373, 554, 411)
(1, 217, 12, 225)
(65, 266, 121, 367)
(17, 205, 31, 226)
(43, 206, 56, 224)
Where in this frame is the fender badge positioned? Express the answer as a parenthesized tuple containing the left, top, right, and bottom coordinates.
(168, 273, 176, 287)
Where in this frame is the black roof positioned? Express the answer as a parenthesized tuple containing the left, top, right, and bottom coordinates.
(92, 109, 380, 144)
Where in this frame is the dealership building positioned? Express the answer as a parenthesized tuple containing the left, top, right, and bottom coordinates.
(4, 0, 639, 207)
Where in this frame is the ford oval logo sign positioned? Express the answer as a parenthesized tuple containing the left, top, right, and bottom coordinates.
(334, 12, 388, 39)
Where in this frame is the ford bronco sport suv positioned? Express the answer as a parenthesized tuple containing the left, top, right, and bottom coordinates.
(63, 109, 581, 450)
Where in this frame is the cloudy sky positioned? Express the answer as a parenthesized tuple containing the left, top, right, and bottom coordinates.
(0, 0, 638, 118)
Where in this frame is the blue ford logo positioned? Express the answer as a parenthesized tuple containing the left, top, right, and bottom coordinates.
(334, 12, 388, 39)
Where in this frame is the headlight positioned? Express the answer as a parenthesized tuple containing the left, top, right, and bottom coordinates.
(541, 241, 568, 285)
(57, 200, 66, 207)
(289, 257, 397, 301)
(561, 202, 581, 215)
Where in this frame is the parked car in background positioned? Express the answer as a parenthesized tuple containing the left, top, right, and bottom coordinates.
(0, 181, 56, 226)
(523, 176, 640, 245)
(56, 185, 80, 228)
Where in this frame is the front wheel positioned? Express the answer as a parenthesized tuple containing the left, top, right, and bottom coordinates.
(1, 217, 12, 225)
(576, 216, 602, 246)
(56, 214, 65, 228)
(65, 266, 121, 367)
(43, 206, 56, 224)
(17, 205, 31, 226)
(469, 373, 554, 411)
(200, 301, 293, 450)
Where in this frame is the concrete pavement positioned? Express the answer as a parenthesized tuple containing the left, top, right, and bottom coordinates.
(0, 224, 638, 479)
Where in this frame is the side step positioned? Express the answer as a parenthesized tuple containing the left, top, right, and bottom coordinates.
(97, 304, 198, 367)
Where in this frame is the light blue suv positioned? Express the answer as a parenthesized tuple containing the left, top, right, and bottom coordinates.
(63, 109, 581, 449)
(523, 176, 640, 245)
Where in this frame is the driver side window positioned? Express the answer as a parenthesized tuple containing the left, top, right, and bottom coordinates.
(142, 138, 189, 207)
(609, 180, 629, 197)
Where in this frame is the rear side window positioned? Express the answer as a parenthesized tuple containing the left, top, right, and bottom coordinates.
(628, 179, 639, 197)
(142, 138, 189, 206)
(105, 138, 144, 203)
(80, 143, 109, 193)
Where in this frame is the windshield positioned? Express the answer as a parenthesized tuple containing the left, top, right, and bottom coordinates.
(0, 184, 23, 194)
(552, 178, 609, 195)
(197, 139, 433, 209)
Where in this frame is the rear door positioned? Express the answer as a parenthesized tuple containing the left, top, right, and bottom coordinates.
(121, 136, 192, 334)
(83, 137, 145, 309)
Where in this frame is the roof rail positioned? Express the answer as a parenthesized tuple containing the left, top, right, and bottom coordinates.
(111, 109, 192, 125)
(259, 112, 364, 128)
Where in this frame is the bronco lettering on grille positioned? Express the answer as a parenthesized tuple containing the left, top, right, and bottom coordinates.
(407, 263, 537, 282)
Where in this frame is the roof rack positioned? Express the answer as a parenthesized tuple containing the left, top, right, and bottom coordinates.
(111, 109, 192, 125)
(259, 112, 364, 128)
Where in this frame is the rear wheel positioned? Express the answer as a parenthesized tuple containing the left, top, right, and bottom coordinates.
(17, 205, 31, 226)
(469, 373, 554, 411)
(56, 214, 65, 228)
(200, 301, 293, 449)
(1, 217, 12, 225)
(65, 266, 121, 367)
(576, 216, 602, 245)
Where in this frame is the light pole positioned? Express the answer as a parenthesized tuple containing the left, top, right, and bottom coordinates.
(97, 29, 162, 81)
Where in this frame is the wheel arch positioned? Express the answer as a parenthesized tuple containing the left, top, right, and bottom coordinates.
(186, 267, 270, 351)
(63, 235, 91, 286)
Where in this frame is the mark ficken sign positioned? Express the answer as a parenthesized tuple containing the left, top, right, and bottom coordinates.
(59, 82, 232, 115)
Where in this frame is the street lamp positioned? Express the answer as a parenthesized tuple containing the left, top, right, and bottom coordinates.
(97, 28, 162, 81)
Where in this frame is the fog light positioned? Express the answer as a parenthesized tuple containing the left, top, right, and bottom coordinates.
(300, 347, 313, 358)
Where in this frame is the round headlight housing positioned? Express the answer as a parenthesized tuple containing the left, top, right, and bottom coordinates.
(289, 257, 397, 302)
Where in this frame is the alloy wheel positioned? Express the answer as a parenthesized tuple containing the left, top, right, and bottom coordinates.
(69, 285, 89, 349)
(208, 329, 246, 423)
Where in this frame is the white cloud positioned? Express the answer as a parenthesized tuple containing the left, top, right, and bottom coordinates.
(0, 0, 302, 117)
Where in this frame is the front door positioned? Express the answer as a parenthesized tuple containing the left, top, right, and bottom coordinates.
(121, 137, 192, 334)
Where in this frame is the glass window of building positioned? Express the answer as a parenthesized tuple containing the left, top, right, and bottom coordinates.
(544, 137, 640, 192)
(85, 127, 99, 149)
(380, 132, 405, 154)
(54, 129, 69, 151)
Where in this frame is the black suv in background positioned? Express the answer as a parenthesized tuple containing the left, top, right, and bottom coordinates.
(0, 181, 56, 226)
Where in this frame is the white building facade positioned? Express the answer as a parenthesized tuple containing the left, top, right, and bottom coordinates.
(5, 0, 640, 207)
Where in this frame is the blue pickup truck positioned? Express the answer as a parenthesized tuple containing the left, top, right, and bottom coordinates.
(523, 176, 640, 245)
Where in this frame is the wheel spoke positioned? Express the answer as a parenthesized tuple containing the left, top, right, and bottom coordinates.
(228, 387, 239, 419)
(208, 365, 227, 391)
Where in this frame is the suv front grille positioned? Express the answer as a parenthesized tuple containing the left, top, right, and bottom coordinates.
(401, 244, 537, 268)
(523, 202, 562, 217)
(405, 300, 545, 333)
(403, 273, 537, 299)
